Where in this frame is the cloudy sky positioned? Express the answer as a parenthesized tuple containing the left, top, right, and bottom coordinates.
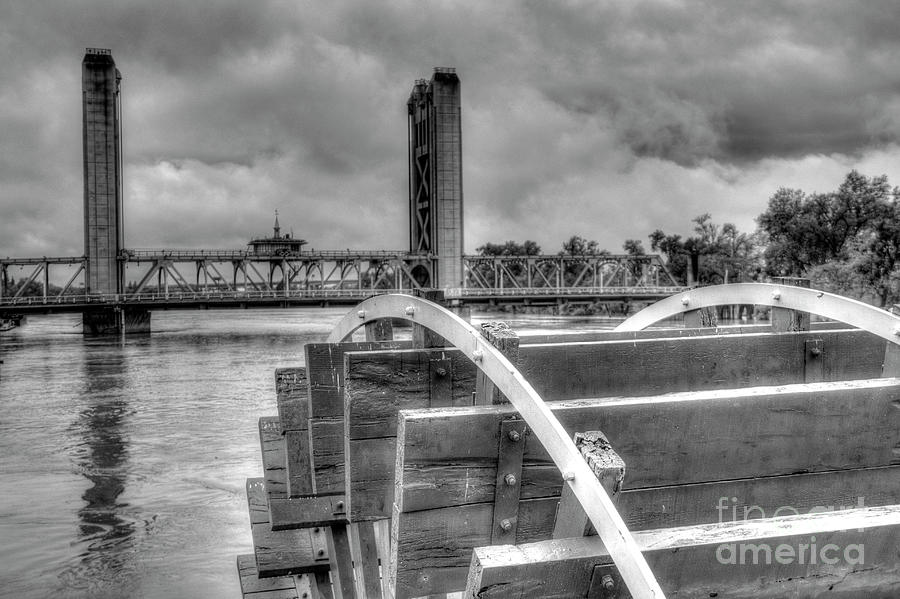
(3, 0, 900, 259)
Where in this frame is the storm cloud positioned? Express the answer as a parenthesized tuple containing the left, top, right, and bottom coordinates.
(2, 0, 900, 260)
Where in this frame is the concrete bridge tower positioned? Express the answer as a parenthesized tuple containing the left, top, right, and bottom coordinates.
(82, 48, 123, 296)
(407, 68, 463, 289)
(81, 49, 148, 333)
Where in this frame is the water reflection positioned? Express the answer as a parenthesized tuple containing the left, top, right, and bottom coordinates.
(61, 346, 136, 595)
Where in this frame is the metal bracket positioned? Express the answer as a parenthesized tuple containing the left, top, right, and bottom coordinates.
(429, 357, 453, 407)
(804, 338, 824, 383)
(491, 419, 527, 544)
(310, 525, 330, 562)
(588, 566, 625, 598)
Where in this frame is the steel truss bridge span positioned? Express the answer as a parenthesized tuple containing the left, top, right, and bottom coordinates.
(1, 251, 683, 309)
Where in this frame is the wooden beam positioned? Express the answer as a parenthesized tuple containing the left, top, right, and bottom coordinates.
(392, 465, 900, 595)
(395, 380, 900, 512)
(474, 322, 520, 405)
(340, 330, 882, 520)
(516, 320, 848, 344)
(552, 431, 625, 539)
(260, 416, 287, 499)
(236, 554, 301, 599)
(246, 478, 330, 577)
(467, 505, 900, 598)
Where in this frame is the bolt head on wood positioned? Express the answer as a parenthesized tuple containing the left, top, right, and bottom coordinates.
(504, 473, 517, 486)
(601, 574, 615, 591)
(894, 325, 900, 337)
(405, 305, 416, 315)
(562, 471, 575, 481)
(472, 349, 484, 361)
(772, 289, 781, 300)
(499, 518, 512, 531)
(507, 429, 521, 442)
(681, 295, 690, 306)
(357, 309, 366, 319)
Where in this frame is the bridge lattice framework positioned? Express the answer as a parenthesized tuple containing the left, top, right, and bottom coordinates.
(0, 251, 681, 306)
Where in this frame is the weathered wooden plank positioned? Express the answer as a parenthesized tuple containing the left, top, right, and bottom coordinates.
(276, 367, 309, 432)
(275, 368, 316, 497)
(474, 322, 520, 405)
(325, 523, 357, 598)
(344, 349, 476, 440)
(343, 328, 882, 442)
(284, 429, 314, 498)
(260, 416, 287, 500)
(306, 340, 410, 419)
(269, 495, 348, 530)
(246, 478, 329, 578)
(391, 454, 900, 593)
(336, 329, 880, 520)
(396, 380, 900, 513)
(552, 431, 625, 539)
(393, 466, 900, 596)
(515, 320, 847, 345)
(310, 418, 345, 495)
(351, 377, 900, 521)
(516, 328, 883, 400)
(468, 505, 900, 599)
(352, 521, 384, 599)
(237, 554, 300, 598)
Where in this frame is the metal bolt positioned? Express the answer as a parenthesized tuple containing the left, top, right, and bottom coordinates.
(894, 325, 900, 337)
(435, 367, 447, 377)
(472, 349, 484, 361)
(313, 527, 320, 533)
(562, 471, 575, 481)
(317, 549, 325, 557)
(405, 305, 416, 316)
(335, 501, 345, 512)
(681, 295, 690, 306)
(357, 309, 366, 319)
(810, 347, 821, 357)
(499, 519, 512, 531)
(507, 429, 521, 442)
(772, 289, 781, 300)
(601, 574, 615, 591)
(504, 473, 517, 486)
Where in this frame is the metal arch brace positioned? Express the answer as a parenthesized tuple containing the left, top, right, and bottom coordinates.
(616, 282, 900, 346)
(328, 294, 666, 599)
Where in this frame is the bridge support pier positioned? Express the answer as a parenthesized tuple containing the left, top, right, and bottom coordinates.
(83, 308, 151, 335)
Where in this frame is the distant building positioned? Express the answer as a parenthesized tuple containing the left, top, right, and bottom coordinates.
(248, 212, 307, 255)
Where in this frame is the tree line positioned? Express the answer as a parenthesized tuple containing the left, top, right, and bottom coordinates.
(477, 170, 900, 307)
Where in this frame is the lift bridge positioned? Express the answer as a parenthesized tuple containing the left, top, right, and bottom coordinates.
(0, 50, 683, 334)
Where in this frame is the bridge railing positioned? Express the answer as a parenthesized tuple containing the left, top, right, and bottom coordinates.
(446, 286, 687, 297)
(122, 249, 415, 261)
(0, 288, 406, 306)
(0, 285, 689, 308)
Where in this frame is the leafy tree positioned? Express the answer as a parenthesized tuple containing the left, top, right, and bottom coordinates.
(756, 170, 900, 306)
(649, 214, 758, 286)
(560, 235, 606, 256)
(622, 239, 645, 256)
(476, 240, 541, 256)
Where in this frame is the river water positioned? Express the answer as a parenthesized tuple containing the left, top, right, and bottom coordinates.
(0, 308, 620, 599)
